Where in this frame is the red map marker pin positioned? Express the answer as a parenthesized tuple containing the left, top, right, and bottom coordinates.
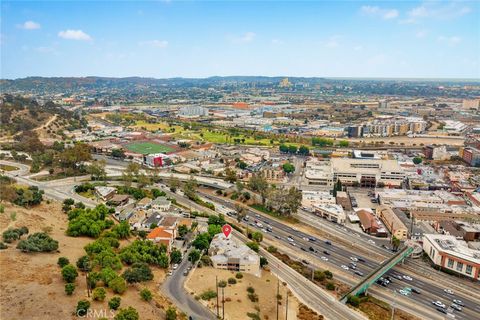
(222, 224, 232, 238)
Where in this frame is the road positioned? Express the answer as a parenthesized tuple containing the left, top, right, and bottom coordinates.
(162, 249, 215, 320)
(199, 191, 480, 320)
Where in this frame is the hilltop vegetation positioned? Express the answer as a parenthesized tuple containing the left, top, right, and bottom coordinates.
(0, 94, 86, 138)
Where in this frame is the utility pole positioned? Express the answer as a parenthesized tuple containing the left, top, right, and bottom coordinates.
(276, 277, 280, 320)
(216, 276, 219, 317)
(285, 292, 289, 320)
(222, 287, 225, 320)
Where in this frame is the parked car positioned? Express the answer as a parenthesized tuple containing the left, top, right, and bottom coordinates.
(173, 264, 179, 270)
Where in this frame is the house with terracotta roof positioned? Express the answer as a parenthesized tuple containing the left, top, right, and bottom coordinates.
(147, 227, 175, 251)
(356, 208, 387, 237)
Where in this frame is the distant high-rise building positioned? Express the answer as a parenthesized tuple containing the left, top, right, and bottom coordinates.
(378, 100, 389, 108)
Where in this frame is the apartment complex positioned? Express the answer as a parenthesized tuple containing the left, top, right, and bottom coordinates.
(208, 234, 261, 277)
(423, 234, 480, 280)
(459, 147, 480, 167)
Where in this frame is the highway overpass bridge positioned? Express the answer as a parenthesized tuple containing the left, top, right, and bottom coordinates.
(340, 245, 414, 302)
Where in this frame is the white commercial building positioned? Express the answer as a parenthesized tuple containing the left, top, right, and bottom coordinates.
(208, 234, 260, 277)
(305, 158, 405, 188)
(312, 204, 346, 224)
(301, 190, 336, 209)
(423, 234, 480, 280)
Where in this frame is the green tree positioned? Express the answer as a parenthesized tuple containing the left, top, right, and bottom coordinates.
(412, 157, 423, 165)
(17, 232, 58, 252)
(392, 236, 401, 251)
(251, 231, 263, 243)
(246, 241, 259, 252)
(88, 160, 107, 181)
(122, 263, 153, 283)
(170, 249, 182, 264)
(182, 176, 198, 200)
(282, 162, 295, 174)
(225, 167, 237, 183)
(188, 249, 201, 263)
(338, 140, 349, 147)
(112, 221, 131, 239)
(57, 257, 70, 268)
(177, 225, 189, 238)
(65, 283, 75, 295)
(260, 257, 268, 267)
(108, 296, 121, 310)
(61, 264, 78, 283)
(140, 288, 153, 301)
(76, 300, 91, 317)
(76, 255, 91, 272)
(111, 149, 126, 159)
(114, 307, 139, 320)
(248, 174, 269, 205)
(109, 276, 127, 294)
(92, 287, 106, 301)
(298, 145, 310, 156)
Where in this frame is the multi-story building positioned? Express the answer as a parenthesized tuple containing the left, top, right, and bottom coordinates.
(459, 147, 480, 167)
(422, 234, 480, 280)
(313, 204, 346, 224)
(305, 158, 405, 188)
(424, 145, 450, 161)
(177, 105, 208, 117)
(376, 205, 408, 240)
(208, 234, 260, 277)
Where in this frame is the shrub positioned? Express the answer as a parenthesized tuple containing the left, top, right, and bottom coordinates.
(57, 257, 70, 268)
(200, 290, 217, 300)
(122, 263, 153, 283)
(235, 272, 243, 279)
(76, 300, 91, 317)
(246, 286, 255, 294)
(16, 232, 58, 252)
(267, 245, 277, 253)
(260, 257, 268, 267)
(166, 307, 177, 320)
(114, 307, 139, 320)
(65, 283, 75, 295)
(247, 293, 259, 302)
(61, 264, 78, 283)
(108, 296, 121, 310)
(140, 288, 152, 301)
(0, 242, 7, 250)
(92, 287, 106, 301)
(218, 280, 227, 288)
(326, 281, 335, 291)
(246, 241, 259, 252)
(324, 270, 333, 279)
(347, 295, 360, 307)
(109, 276, 127, 294)
(313, 270, 326, 282)
(227, 278, 237, 285)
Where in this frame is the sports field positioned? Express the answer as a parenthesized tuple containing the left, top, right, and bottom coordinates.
(124, 142, 175, 154)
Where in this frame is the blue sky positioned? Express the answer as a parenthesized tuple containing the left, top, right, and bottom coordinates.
(1, 1, 479, 79)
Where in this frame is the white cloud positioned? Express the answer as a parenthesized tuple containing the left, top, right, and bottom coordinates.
(323, 35, 341, 49)
(19, 21, 41, 30)
(271, 39, 284, 45)
(353, 45, 363, 51)
(360, 6, 399, 20)
(406, 1, 471, 23)
(415, 29, 428, 38)
(58, 29, 92, 41)
(437, 35, 461, 46)
(229, 32, 256, 44)
(139, 40, 169, 48)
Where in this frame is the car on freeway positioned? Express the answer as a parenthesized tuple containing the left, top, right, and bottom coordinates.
(309, 237, 316, 242)
(357, 257, 366, 263)
(393, 274, 403, 280)
(323, 250, 330, 255)
(450, 304, 462, 312)
(255, 214, 260, 218)
(287, 236, 294, 242)
(183, 270, 189, 276)
(402, 275, 413, 281)
(341, 265, 349, 270)
(266, 226, 272, 232)
(349, 264, 356, 270)
(354, 270, 364, 276)
(399, 289, 409, 296)
(385, 276, 393, 282)
(309, 246, 315, 252)
(325, 240, 332, 245)
(411, 288, 421, 294)
(368, 239, 376, 245)
(436, 308, 447, 314)
(274, 235, 281, 239)
(173, 264, 179, 270)
(301, 247, 307, 252)
(432, 301, 446, 309)
(444, 289, 454, 295)
(303, 237, 309, 241)
(301, 259, 310, 265)
(290, 242, 296, 246)
(321, 256, 329, 261)
(452, 299, 464, 306)
(350, 257, 358, 262)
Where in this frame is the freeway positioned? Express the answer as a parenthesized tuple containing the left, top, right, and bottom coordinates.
(199, 191, 480, 320)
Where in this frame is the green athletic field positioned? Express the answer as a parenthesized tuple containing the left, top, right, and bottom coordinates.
(124, 142, 174, 155)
